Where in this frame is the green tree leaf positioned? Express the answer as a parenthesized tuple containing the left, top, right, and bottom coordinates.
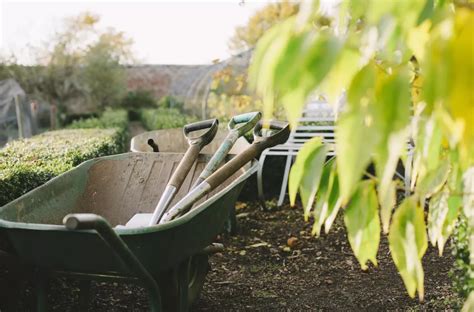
(417, 161, 450, 199)
(438, 194, 462, 255)
(373, 69, 411, 203)
(427, 187, 449, 247)
(389, 196, 428, 300)
(288, 137, 327, 213)
(311, 160, 333, 235)
(379, 180, 396, 234)
(310, 159, 338, 236)
(324, 173, 342, 233)
(336, 64, 378, 203)
(462, 167, 474, 266)
(344, 180, 380, 270)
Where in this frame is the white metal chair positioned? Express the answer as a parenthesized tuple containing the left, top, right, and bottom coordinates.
(257, 99, 413, 208)
(257, 100, 337, 208)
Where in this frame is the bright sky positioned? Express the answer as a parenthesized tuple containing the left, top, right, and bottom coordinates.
(0, 0, 270, 65)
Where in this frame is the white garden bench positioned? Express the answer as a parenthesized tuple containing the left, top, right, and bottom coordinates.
(257, 99, 414, 208)
(257, 100, 337, 207)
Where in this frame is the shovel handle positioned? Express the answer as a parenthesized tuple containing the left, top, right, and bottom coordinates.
(192, 112, 262, 187)
(184, 119, 219, 148)
(206, 120, 290, 189)
(228, 111, 262, 136)
(167, 118, 218, 188)
(160, 121, 290, 223)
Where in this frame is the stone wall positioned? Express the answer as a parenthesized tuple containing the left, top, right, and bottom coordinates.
(125, 50, 251, 115)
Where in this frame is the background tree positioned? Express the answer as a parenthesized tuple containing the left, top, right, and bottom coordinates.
(250, 0, 473, 306)
(0, 12, 133, 121)
(208, 1, 299, 119)
(229, 0, 299, 53)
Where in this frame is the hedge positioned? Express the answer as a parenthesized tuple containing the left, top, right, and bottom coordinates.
(68, 109, 128, 131)
(67, 108, 128, 148)
(140, 108, 197, 130)
(0, 128, 124, 206)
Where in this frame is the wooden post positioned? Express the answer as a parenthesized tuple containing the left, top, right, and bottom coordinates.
(14, 95, 25, 139)
(50, 101, 57, 130)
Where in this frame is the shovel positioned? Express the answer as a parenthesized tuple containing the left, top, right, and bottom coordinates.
(159, 120, 290, 223)
(147, 118, 219, 225)
(191, 111, 262, 189)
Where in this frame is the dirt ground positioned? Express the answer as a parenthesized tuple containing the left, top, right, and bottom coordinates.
(2, 200, 462, 311)
(195, 201, 462, 311)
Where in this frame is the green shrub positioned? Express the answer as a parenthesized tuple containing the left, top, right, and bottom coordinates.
(68, 109, 128, 130)
(158, 95, 184, 112)
(0, 129, 125, 206)
(140, 108, 196, 130)
(121, 90, 157, 120)
(451, 215, 474, 298)
(122, 90, 157, 108)
(67, 109, 128, 147)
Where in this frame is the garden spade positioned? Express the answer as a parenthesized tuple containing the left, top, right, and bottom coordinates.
(148, 118, 219, 225)
(160, 120, 290, 223)
(191, 111, 262, 189)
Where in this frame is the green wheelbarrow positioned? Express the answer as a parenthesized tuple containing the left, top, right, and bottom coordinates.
(0, 121, 289, 311)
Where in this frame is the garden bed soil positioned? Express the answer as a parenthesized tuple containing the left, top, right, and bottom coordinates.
(1, 201, 462, 311)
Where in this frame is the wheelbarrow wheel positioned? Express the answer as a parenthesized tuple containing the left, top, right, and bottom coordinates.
(159, 254, 209, 311)
(186, 254, 209, 305)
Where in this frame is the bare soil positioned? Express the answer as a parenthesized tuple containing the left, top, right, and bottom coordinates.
(1, 201, 462, 311)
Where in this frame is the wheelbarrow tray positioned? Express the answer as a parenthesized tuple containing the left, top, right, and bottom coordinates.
(130, 128, 250, 154)
(0, 152, 257, 277)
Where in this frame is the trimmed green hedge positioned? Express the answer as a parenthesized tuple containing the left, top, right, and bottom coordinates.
(0, 129, 124, 206)
(140, 108, 197, 130)
(67, 108, 128, 147)
(68, 109, 128, 130)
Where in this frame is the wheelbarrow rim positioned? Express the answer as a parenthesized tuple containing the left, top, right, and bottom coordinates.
(0, 152, 258, 235)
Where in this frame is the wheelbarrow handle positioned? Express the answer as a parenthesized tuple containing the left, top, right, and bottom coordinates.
(184, 118, 219, 148)
(63, 213, 106, 230)
(160, 120, 290, 223)
(63, 213, 163, 311)
(228, 111, 262, 136)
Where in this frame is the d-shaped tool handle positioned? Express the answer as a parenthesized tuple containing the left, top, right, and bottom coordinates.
(160, 120, 290, 223)
(206, 120, 290, 189)
(191, 112, 262, 187)
(183, 119, 219, 148)
(252, 120, 291, 150)
(228, 111, 262, 136)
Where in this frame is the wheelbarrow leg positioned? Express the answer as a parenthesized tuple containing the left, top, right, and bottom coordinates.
(35, 270, 48, 312)
(64, 214, 163, 311)
(176, 260, 190, 312)
(78, 279, 91, 310)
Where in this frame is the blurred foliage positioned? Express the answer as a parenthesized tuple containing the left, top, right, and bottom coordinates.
(122, 90, 157, 109)
(250, 0, 474, 303)
(208, 65, 285, 121)
(67, 108, 128, 148)
(451, 215, 474, 298)
(140, 108, 197, 131)
(209, 1, 300, 120)
(0, 12, 133, 113)
(67, 109, 128, 130)
(0, 128, 124, 206)
(158, 95, 184, 112)
(229, 0, 299, 53)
